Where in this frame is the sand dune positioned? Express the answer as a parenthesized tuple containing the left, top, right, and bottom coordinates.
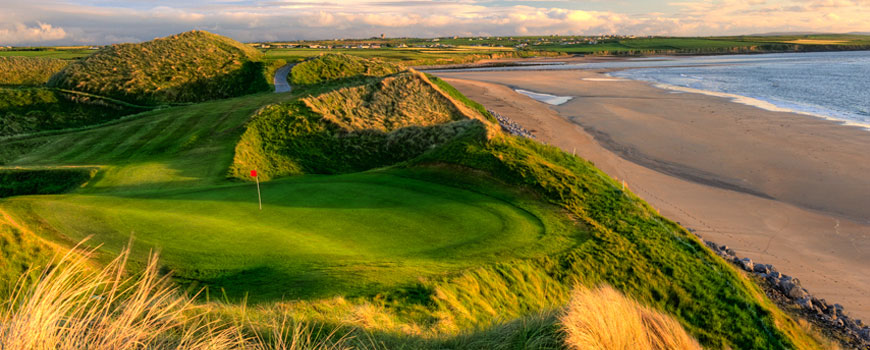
(435, 69, 870, 321)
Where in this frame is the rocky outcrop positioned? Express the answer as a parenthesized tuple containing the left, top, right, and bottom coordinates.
(695, 230, 870, 349)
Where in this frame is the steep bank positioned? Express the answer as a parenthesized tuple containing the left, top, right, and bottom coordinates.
(435, 70, 870, 322)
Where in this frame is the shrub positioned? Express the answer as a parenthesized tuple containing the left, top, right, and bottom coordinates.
(0, 168, 97, 198)
(0, 88, 143, 136)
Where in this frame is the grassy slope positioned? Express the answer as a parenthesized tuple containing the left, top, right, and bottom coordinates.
(0, 57, 69, 86)
(231, 57, 492, 179)
(0, 77, 571, 303)
(0, 88, 147, 137)
(0, 54, 825, 349)
(47, 30, 270, 105)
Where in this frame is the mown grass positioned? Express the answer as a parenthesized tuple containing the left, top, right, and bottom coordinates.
(0, 57, 69, 86)
(48, 30, 271, 105)
(1, 170, 575, 301)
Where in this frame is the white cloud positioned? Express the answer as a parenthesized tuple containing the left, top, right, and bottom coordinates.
(0, 0, 867, 45)
(0, 22, 67, 45)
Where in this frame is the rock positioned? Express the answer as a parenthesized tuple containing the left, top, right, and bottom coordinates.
(787, 285, 807, 299)
(739, 257, 754, 271)
(860, 327, 870, 341)
(796, 297, 813, 310)
(753, 263, 770, 274)
(778, 278, 807, 299)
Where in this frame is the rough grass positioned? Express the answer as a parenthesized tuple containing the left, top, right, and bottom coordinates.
(48, 30, 270, 105)
(289, 53, 402, 86)
(560, 285, 700, 350)
(0, 243, 704, 350)
(0, 242, 370, 350)
(230, 68, 489, 180)
(0, 57, 68, 86)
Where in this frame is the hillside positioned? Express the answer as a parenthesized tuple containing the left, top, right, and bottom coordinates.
(0, 54, 833, 349)
(0, 88, 146, 136)
(0, 57, 68, 86)
(231, 58, 492, 179)
(47, 30, 271, 105)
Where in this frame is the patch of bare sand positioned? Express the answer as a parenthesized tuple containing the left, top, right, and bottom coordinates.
(436, 71, 870, 321)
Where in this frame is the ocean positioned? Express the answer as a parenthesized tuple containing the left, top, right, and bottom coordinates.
(608, 51, 870, 127)
(433, 51, 870, 127)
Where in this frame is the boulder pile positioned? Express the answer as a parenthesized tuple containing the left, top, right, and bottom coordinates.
(696, 231, 870, 349)
(489, 109, 535, 139)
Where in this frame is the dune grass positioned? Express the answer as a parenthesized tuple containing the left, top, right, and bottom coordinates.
(0, 57, 68, 86)
(560, 285, 700, 350)
(3, 241, 710, 350)
(48, 30, 270, 105)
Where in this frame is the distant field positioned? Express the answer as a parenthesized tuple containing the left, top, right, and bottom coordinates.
(537, 35, 870, 54)
(0, 49, 94, 60)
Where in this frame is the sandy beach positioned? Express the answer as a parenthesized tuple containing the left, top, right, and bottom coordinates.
(433, 68, 870, 321)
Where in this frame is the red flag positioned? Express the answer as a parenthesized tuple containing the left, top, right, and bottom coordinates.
(250, 170, 258, 177)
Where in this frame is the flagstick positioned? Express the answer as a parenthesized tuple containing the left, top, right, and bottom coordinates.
(255, 174, 262, 210)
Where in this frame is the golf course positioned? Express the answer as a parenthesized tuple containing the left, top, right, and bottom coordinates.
(0, 31, 845, 349)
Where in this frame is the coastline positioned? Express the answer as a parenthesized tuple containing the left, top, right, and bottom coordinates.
(608, 74, 870, 132)
(433, 68, 870, 322)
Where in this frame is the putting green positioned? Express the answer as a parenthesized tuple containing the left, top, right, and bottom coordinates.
(4, 171, 570, 300)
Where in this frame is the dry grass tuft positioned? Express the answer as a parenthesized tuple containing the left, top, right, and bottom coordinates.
(559, 285, 701, 350)
(0, 242, 243, 349)
(0, 241, 363, 350)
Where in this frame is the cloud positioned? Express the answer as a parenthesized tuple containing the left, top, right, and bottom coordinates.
(0, 0, 868, 45)
(0, 22, 67, 45)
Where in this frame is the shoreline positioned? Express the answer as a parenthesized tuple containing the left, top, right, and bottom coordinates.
(433, 68, 870, 322)
(607, 74, 870, 133)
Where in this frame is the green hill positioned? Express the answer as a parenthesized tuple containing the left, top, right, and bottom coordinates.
(47, 30, 271, 105)
(0, 57, 69, 86)
(289, 53, 402, 86)
(0, 54, 829, 349)
(231, 58, 490, 179)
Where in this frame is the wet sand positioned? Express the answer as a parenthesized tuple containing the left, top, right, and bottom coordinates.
(433, 69, 870, 321)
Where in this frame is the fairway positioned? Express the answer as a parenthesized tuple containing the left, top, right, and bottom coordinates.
(2, 170, 571, 301)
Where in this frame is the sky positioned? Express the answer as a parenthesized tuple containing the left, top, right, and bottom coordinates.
(0, 0, 868, 46)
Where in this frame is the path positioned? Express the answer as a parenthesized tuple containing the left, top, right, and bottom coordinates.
(273, 64, 294, 93)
